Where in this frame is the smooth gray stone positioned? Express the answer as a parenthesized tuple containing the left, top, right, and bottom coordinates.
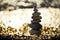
(29, 30, 41, 35)
(32, 16, 41, 20)
(32, 12, 40, 16)
(31, 20, 41, 23)
(29, 24, 42, 29)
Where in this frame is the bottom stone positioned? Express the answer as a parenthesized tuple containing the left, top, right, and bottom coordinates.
(29, 30, 41, 36)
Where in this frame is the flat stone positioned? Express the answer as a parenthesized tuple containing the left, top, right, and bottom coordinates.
(31, 20, 41, 23)
(32, 17, 42, 20)
(29, 30, 41, 35)
(29, 23, 42, 29)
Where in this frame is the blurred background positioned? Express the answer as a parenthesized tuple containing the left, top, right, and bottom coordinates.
(0, 0, 60, 29)
(0, 0, 60, 39)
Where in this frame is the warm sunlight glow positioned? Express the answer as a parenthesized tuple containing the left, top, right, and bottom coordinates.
(0, 8, 60, 30)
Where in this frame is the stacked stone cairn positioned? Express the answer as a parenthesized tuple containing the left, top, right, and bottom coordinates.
(29, 5, 42, 37)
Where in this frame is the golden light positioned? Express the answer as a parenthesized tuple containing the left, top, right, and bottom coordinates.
(0, 8, 60, 35)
